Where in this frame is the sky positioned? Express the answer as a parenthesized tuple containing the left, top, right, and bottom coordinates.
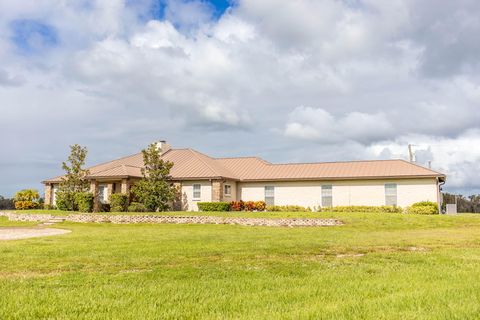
(1, 0, 480, 197)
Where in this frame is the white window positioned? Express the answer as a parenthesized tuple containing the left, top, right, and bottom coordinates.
(193, 184, 201, 200)
(98, 185, 107, 204)
(265, 186, 275, 206)
(224, 184, 232, 196)
(385, 183, 397, 206)
(321, 185, 333, 207)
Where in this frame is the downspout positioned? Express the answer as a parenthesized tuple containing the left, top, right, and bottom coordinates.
(437, 178, 446, 214)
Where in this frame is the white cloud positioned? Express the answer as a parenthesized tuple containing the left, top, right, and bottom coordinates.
(285, 106, 394, 144)
(1, 0, 480, 196)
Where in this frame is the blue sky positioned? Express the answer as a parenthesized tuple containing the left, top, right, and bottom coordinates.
(1, 0, 480, 197)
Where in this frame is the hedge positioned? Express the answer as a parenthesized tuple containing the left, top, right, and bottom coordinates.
(197, 202, 231, 212)
(74, 192, 94, 213)
(321, 206, 403, 213)
(266, 205, 311, 212)
(110, 193, 129, 212)
(128, 202, 147, 212)
(406, 201, 438, 215)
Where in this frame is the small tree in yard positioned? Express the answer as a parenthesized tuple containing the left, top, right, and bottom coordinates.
(131, 143, 175, 212)
(56, 144, 90, 211)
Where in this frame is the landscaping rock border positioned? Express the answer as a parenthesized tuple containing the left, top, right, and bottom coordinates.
(0, 212, 342, 227)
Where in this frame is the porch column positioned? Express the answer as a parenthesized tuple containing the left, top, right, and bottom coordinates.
(106, 183, 114, 203)
(90, 180, 100, 212)
(211, 180, 223, 202)
(44, 184, 53, 206)
(121, 178, 130, 195)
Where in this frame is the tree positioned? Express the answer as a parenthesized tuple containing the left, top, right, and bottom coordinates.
(0, 195, 15, 210)
(56, 144, 90, 211)
(13, 189, 41, 210)
(131, 143, 175, 212)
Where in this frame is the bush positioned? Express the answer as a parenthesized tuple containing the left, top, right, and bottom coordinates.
(406, 201, 438, 215)
(320, 206, 403, 213)
(110, 193, 129, 212)
(266, 205, 310, 212)
(55, 191, 77, 211)
(230, 200, 244, 211)
(43, 204, 56, 210)
(243, 201, 256, 211)
(14, 189, 41, 210)
(74, 192, 94, 213)
(254, 201, 266, 211)
(197, 202, 231, 211)
(128, 202, 147, 212)
(14, 201, 40, 210)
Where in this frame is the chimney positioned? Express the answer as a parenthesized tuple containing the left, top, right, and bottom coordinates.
(156, 140, 171, 154)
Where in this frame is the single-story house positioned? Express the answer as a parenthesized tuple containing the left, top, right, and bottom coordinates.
(43, 141, 446, 211)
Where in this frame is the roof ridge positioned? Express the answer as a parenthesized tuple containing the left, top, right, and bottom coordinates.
(397, 159, 445, 176)
(188, 148, 239, 179)
(87, 152, 141, 171)
(266, 159, 408, 166)
(187, 149, 222, 177)
(216, 156, 271, 164)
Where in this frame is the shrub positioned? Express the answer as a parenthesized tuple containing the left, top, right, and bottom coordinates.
(320, 206, 403, 213)
(243, 201, 256, 211)
(74, 192, 94, 213)
(128, 202, 147, 212)
(14, 189, 41, 210)
(43, 204, 56, 210)
(197, 202, 231, 211)
(110, 193, 129, 212)
(406, 201, 438, 215)
(55, 191, 77, 211)
(230, 200, 244, 211)
(254, 201, 266, 211)
(266, 205, 310, 212)
(14, 201, 40, 210)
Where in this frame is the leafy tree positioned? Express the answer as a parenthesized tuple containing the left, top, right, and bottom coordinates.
(14, 189, 40, 202)
(56, 144, 90, 211)
(131, 143, 175, 212)
(13, 189, 41, 210)
(443, 193, 480, 213)
(0, 195, 15, 210)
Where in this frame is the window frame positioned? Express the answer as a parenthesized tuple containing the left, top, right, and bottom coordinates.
(321, 185, 333, 207)
(264, 186, 275, 206)
(193, 183, 201, 200)
(224, 184, 232, 197)
(98, 185, 107, 204)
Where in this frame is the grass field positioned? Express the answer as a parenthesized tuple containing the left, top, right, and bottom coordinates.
(1, 212, 480, 319)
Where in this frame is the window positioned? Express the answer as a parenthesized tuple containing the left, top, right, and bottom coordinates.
(385, 183, 397, 206)
(193, 184, 201, 200)
(321, 185, 333, 207)
(224, 184, 232, 196)
(265, 186, 275, 206)
(98, 185, 107, 204)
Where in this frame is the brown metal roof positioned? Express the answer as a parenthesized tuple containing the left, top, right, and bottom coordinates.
(43, 148, 445, 183)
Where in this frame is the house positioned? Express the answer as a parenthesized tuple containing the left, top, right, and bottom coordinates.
(43, 141, 446, 211)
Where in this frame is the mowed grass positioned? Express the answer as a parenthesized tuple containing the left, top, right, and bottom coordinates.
(1, 213, 480, 319)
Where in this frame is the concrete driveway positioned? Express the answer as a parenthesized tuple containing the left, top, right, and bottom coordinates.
(0, 227, 71, 240)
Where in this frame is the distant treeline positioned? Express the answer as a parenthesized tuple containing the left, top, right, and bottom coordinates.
(443, 193, 480, 213)
(0, 195, 15, 210)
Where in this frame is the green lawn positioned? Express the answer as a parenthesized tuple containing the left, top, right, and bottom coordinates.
(1, 213, 480, 319)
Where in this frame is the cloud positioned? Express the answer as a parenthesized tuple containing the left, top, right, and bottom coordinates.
(285, 106, 394, 144)
(1, 0, 480, 196)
